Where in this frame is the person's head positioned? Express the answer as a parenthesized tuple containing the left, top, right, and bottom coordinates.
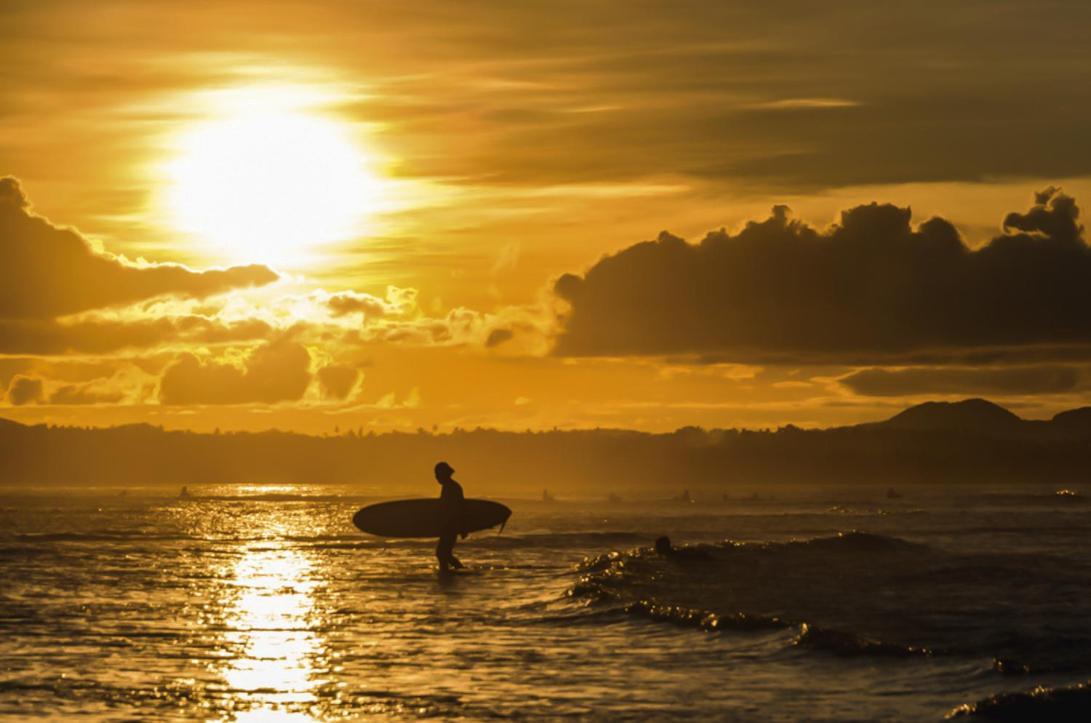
(655, 536, 673, 555)
(434, 461, 455, 483)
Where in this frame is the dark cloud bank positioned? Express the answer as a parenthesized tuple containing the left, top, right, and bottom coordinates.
(0, 176, 277, 321)
(0, 316, 273, 355)
(840, 365, 1083, 397)
(554, 189, 1091, 364)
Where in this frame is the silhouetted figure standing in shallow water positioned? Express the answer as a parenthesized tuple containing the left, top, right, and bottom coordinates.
(435, 461, 466, 573)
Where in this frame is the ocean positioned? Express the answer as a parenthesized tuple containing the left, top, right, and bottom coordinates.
(2, 483, 1090, 721)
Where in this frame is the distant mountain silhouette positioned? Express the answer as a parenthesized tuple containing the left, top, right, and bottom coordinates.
(881, 398, 1026, 433)
(2, 398, 1090, 491)
(1052, 406, 1091, 429)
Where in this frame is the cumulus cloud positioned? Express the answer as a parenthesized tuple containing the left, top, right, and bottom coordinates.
(158, 339, 312, 405)
(0, 177, 278, 320)
(554, 189, 1091, 363)
(48, 383, 126, 405)
(337, 299, 550, 354)
(840, 365, 1083, 397)
(0, 358, 35, 390)
(327, 286, 418, 318)
(316, 363, 361, 400)
(6, 375, 43, 405)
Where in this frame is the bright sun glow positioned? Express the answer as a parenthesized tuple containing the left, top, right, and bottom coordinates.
(164, 91, 383, 267)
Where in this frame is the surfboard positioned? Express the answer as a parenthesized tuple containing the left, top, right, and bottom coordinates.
(352, 498, 512, 538)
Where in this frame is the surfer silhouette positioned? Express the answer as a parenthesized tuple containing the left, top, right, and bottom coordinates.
(435, 461, 466, 572)
(654, 536, 713, 561)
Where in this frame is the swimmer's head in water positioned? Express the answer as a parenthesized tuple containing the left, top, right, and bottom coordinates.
(434, 461, 455, 481)
(655, 536, 672, 555)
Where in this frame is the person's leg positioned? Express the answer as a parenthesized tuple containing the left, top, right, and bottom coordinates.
(436, 534, 453, 572)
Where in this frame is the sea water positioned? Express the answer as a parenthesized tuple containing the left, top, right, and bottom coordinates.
(2, 484, 1090, 721)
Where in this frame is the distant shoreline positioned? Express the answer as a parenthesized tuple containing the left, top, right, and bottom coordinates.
(3, 398, 1090, 493)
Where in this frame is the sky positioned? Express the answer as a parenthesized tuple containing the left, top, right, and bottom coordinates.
(4, 0, 1091, 433)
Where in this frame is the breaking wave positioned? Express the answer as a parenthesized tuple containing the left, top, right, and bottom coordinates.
(947, 680, 1091, 720)
(568, 532, 1091, 671)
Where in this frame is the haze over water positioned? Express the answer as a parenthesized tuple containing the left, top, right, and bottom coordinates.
(4, 484, 1090, 721)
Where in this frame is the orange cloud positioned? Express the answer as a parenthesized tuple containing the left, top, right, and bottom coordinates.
(0, 177, 277, 320)
(158, 339, 312, 405)
(0, 316, 274, 355)
(48, 382, 127, 405)
(317, 363, 361, 400)
(6, 376, 44, 405)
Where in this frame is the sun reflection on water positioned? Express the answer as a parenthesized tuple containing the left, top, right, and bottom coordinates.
(221, 532, 324, 720)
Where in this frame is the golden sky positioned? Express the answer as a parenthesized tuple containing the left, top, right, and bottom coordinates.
(4, 0, 1091, 433)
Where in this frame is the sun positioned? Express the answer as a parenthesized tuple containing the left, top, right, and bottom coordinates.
(163, 97, 382, 267)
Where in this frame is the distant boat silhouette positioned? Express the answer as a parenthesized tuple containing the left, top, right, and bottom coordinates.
(542, 489, 555, 502)
(607, 493, 622, 503)
(178, 485, 191, 499)
(674, 489, 693, 503)
(886, 488, 902, 499)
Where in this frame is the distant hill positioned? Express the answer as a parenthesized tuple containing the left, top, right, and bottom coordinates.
(1052, 407, 1091, 428)
(1, 399, 1090, 491)
(881, 398, 1026, 434)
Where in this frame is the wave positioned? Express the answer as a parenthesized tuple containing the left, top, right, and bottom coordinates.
(947, 680, 1091, 720)
(794, 622, 933, 658)
(623, 600, 785, 633)
(9, 532, 196, 542)
(991, 657, 1083, 676)
(576, 531, 925, 573)
(562, 594, 931, 659)
(568, 531, 1091, 671)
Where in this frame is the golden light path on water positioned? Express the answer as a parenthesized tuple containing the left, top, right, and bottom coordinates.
(225, 545, 318, 720)
(217, 505, 327, 722)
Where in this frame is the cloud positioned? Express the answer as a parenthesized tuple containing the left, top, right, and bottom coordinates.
(554, 189, 1091, 363)
(6, 375, 43, 405)
(158, 339, 312, 405)
(335, 298, 550, 354)
(840, 365, 1083, 397)
(745, 98, 861, 111)
(316, 363, 361, 400)
(0, 359, 157, 406)
(9, 1, 1091, 203)
(0, 358, 35, 390)
(326, 286, 418, 319)
(0, 316, 273, 354)
(328, 293, 389, 318)
(0, 177, 278, 320)
(485, 328, 514, 348)
(48, 383, 126, 405)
